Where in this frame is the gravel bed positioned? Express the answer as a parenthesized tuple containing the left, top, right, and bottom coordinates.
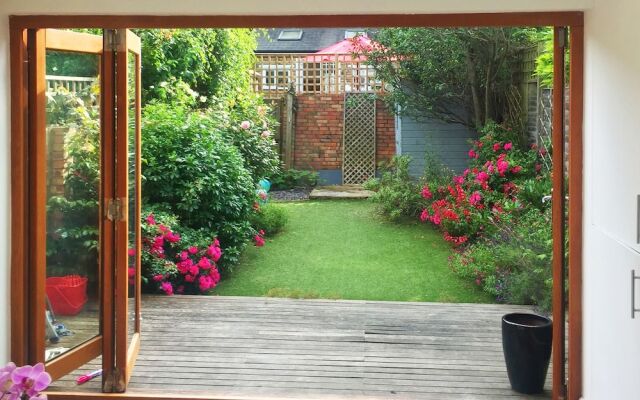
(269, 188, 312, 201)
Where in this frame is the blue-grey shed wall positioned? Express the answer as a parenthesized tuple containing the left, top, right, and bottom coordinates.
(397, 114, 478, 177)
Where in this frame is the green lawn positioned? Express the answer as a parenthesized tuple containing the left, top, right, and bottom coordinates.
(214, 200, 493, 303)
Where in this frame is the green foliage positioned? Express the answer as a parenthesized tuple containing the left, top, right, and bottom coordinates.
(136, 29, 257, 107)
(271, 169, 319, 190)
(46, 86, 101, 279)
(250, 203, 289, 236)
(369, 156, 422, 221)
(359, 28, 536, 131)
(532, 28, 570, 89)
(362, 177, 381, 191)
(449, 208, 553, 312)
(47, 50, 99, 78)
(141, 103, 255, 265)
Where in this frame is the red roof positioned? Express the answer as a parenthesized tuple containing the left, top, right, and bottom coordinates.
(304, 35, 378, 62)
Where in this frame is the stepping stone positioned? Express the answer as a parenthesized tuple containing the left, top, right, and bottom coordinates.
(309, 184, 374, 199)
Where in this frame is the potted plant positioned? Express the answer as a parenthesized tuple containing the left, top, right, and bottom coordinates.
(502, 312, 552, 394)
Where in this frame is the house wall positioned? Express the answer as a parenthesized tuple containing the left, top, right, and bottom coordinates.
(293, 93, 395, 183)
(397, 115, 478, 177)
(582, 0, 640, 398)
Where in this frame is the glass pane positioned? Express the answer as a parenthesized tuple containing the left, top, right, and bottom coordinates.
(127, 49, 140, 342)
(45, 46, 101, 362)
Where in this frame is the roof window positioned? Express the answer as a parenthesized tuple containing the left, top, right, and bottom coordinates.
(345, 30, 367, 39)
(278, 30, 303, 41)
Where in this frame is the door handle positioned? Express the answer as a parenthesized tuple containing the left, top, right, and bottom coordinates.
(633, 270, 640, 319)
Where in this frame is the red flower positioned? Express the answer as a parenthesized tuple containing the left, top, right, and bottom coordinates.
(254, 235, 265, 247)
(468, 149, 478, 159)
(145, 214, 156, 225)
(504, 142, 513, 151)
(420, 209, 429, 222)
(188, 246, 198, 254)
(152, 274, 164, 282)
(511, 165, 522, 174)
(160, 281, 173, 296)
(493, 142, 501, 152)
(421, 186, 433, 199)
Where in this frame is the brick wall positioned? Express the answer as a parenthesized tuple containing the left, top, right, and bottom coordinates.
(293, 93, 395, 171)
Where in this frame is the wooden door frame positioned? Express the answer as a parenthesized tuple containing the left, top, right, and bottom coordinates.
(9, 12, 585, 400)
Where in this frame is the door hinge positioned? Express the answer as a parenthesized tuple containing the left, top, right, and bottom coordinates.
(106, 198, 126, 221)
(557, 27, 568, 49)
(106, 30, 122, 52)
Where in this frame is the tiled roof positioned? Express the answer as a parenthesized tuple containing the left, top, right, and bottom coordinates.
(256, 28, 366, 53)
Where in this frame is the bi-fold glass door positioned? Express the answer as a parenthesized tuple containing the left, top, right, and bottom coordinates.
(26, 27, 141, 393)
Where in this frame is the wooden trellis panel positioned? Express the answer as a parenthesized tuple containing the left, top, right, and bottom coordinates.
(343, 93, 376, 184)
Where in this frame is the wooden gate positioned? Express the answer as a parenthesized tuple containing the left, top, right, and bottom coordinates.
(342, 93, 376, 184)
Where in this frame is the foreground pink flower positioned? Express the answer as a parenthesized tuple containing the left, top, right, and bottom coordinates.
(207, 244, 222, 262)
(9, 363, 51, 398)
(504, 142, 513, 151)
(128, 248, 136, 257)
(188, 246, 198, 254)
(421, 186, 432, 199)
(0, 362, 16, 389)
(475, 171, 489, 184)
(497, 159, 509, 176)
(240, 120, 251, 130)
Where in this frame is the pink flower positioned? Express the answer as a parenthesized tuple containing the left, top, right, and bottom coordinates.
(497, 159, 509, 176)
(164, 231, 180, 243)
(145, 214, 156, 225)
(504, 142, 513, 151)
(0, 362, 16, 389)
(160, 282, 173, 295)
(177, 259, 193, 274)
(421, 186, 432, 199)
(240, 121, 251, 130)
(9, 363, 51, 398)
(475, 171, 489, 184)
(254, 235, 265, 247)
(152, 274, 164, 282)
(261, 130, 271, 139)
(198, 275, 214, 292)
(128, 248, 136, 257)
(431, 214, 442, 226)
(207, 244, 222, 262)
(158, 224, 169, 233)
(209, 267, 221, 284)
(469, 191, 482, 206)
(468, 149, 478, 159)
(184, 274, 196, 283)
(179, 251, 189, 261)
(453, 175, 464, 185)
(493, 142, 501, 152)
(487, 163, 495, 174)
(420, 209, 429, 222)
(198, 257, 212, 270)
(188, 264, 199, 276)
(188, 246, 198, 254)
(535, 163, 542, 173)
(258, 191, 268, 201)
(511, 165, 522, 174)
(128, 267, 136, 278)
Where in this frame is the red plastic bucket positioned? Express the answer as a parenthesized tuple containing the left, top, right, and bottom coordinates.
(46, 275, 88, 315)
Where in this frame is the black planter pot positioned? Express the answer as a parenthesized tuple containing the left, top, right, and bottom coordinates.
(502, 313, 552, 394)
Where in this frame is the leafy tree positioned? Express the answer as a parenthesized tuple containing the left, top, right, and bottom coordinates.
(359, 28, 536, 129)
(135, 29, 257, 107)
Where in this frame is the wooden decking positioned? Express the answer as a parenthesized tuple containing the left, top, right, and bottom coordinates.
(51, 295, 551, 399)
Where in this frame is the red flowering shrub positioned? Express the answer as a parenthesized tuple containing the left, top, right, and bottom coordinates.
(141, 209, 223, 295)
(419, 122, 549, 246)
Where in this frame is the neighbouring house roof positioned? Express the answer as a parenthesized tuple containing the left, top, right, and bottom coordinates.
(256, 28, 368, 53)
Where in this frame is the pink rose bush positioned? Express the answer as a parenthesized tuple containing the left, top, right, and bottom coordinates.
(142, 211, 223, 295)
(418, 122, 549, 246)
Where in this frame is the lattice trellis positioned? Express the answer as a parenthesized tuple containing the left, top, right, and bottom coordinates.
(342, 93, 376, 184)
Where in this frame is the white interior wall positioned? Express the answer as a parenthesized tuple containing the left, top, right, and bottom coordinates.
(582, 0, 640, 398)
(6, 3, 624, 398)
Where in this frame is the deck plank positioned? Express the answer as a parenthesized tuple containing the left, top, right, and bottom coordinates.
(50, 295, 551, 399)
